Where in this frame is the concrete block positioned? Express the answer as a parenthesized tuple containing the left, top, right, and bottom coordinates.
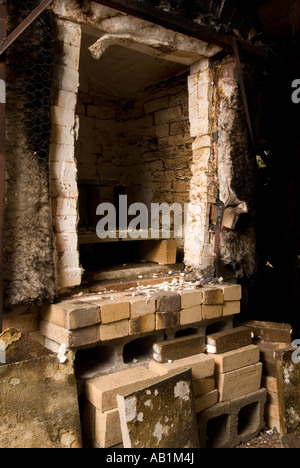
(100, 320, 129, 342)
(211, 345, 260, 374)
(230, 388, 267, 445)
(84, 366, 160, 412)
(180, 305, 202, 325)
(198, 401, 233, 448)
(206, 326, 252, 354)
(217, 363, 263, 402)
(129, 314, 156, 335)
(41, 301, 101, 330)
(195, 389, 219, 414)
(180, 290, 203, 309)
(117, 369, 200, 448)
(198, 389, 267, 448)
(153, 333, 206, 363)
(149, 353, 215, 380)
(202, 305, 223, 320)
(242, 320, 293, 343)
(95, 407, 122, 448)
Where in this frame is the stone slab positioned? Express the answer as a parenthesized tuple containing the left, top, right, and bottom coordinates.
(117, 369, 200, 448)
(206, 326, 252, 354)
(0, 330, 82, 448)
(153, 333, 206, 363)
(276, 349, 300, 436)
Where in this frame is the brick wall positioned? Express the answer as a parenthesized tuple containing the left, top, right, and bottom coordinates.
(75, 73, 193, 254)
(50, 19, 82, 290)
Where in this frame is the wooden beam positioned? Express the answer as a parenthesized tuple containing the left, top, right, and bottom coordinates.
(0, 0, 52, 57)
(91, 0, 267, 58)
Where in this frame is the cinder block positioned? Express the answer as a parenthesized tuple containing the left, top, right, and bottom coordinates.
(153, 333, 206, 363)
(100, 320, 129, 342)
(149, 353, 215, 380)
(210, 345, 260, 374)
(193, 377, 215, 397)
(206, 326, 252, 354)
(156, 311, 180, 330)
(129, 314, 156, 335)
(95, 407, 122, 448)
(198, 389, 267, 448)
(180, 290, 203, 309)
(180, 305, 202, 325)
(220, 284, 242, 302)
(217, 363, 263, 402)
(198, 401, 233, 448)
(202, 305, 223, 320)
(231, 388, 267, 445)
(85, 366, 159, 412)
(223, 301, 241, 316)
(242, 320, 293, 343)
(195, 389, 219, 414)
(41, 301, 101, 330)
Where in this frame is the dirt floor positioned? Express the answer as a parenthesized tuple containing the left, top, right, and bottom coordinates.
(237, 430, 282, 448)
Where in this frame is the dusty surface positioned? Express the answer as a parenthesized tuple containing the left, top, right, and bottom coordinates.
(237, 430, 282, 448)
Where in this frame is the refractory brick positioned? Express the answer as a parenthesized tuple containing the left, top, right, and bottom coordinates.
(217, 363, 263, 402)
(153, 333, 206, 363)
(149, 353, 215, 380)
(206, 326, 253, 354)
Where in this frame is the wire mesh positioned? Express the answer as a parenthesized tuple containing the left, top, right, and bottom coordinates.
(6, 0, 54, 175)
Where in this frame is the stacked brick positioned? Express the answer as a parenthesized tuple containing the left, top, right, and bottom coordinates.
(242, 321, 293, 434)
(62, 282, 267, 448)
(201, 326, 266, 448)
(39, 283, 242, 351)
